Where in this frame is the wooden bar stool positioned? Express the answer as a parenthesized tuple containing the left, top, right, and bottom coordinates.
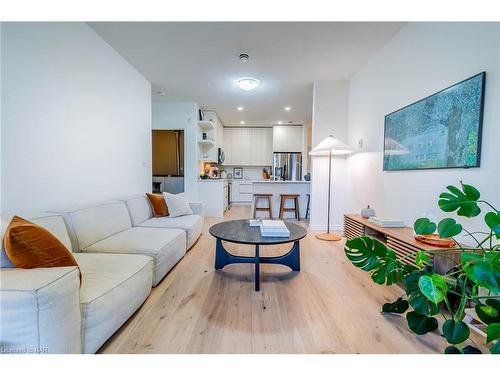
(305, 193, 311, 219)
(279, 194, 300, 221)
(253, 194, 273, 219)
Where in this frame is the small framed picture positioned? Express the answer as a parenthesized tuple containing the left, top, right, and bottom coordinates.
(233, 167, 243, 179)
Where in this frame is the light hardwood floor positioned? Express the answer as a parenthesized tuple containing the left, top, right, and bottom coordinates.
(98, 205, 480, 354)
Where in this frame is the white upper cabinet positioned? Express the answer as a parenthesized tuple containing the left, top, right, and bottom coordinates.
(223, 127, 273, 166)
(273, 125, 303, 153)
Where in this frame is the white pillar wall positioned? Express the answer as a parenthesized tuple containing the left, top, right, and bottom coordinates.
(310, 80, 350, 231)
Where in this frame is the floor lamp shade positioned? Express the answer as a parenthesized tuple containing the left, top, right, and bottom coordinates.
(310, 135, 353, 241)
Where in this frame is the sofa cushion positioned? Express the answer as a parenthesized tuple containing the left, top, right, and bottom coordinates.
(4, 216, 79, 271)
(138, 215, 203, 249)
(1, 213, 74, 268)
(83, 227, 186, 286)
(75, 253, 153, 354)
(123, 194, 153, 226)
(67, 201, 132, 250)
(146, 193, 169, 217)
(0, 266, 81, 354)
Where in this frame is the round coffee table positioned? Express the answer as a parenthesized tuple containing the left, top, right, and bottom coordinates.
(209, 219, 307, 291)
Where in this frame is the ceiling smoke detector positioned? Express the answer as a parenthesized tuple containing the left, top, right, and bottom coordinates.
(239, 53, 249, 63)
(156, 91, 166, 97)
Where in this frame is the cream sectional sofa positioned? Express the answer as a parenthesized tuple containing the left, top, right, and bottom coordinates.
(0, 195, 203, 354)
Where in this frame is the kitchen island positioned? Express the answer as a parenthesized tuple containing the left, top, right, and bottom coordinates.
(252, 180, 311, 219)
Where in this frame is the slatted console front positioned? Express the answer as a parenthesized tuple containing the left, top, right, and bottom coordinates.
(343, 214, 436, 267)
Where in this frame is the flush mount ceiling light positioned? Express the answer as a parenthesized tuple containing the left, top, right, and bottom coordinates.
(284, 106, 291, 111)
(278, 121, 283, 125)
(237, 106, 244, 111)
(240, 121, 245, 125)
(156, 91, 166, 97)
(236, 77, 261, 91)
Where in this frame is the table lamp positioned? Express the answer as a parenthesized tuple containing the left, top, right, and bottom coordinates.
(310, 135, 354, 241)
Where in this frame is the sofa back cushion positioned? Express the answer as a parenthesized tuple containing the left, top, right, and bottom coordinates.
(1, 213, 73, 268)
(123, 195, 153, 226)
(68, 202, 132, 250)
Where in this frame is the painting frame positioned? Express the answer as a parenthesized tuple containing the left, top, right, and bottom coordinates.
(383, 72, 486, 171)
(233, 167, 243, 179)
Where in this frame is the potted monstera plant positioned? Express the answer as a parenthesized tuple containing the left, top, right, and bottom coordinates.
(344, 181, 499, 354)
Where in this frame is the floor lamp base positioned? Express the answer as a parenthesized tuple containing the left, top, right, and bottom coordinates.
(315, 232, 342, 241)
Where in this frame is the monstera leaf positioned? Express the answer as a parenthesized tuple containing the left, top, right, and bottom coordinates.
(415, 251, 430, 268)
(381, 297, 409, 314)
(462, 345, 482, 354)
(485, 212, 500, 239)
(437, 218, 463, 238)
(444, 345, 482, 354)
(442, 320, 470, 344)
(491, 341, 500, 354)
(344, 236, 393, 271)
(406, 311, 438, 335)
(438, 182, 481, 217)
(414, 218, 436, 235)
(418, 273, 448, 304)
(404, 270, 439, 316)
(371, 257, 404, 285)
(461, 252, 500, 294)
(444, 346, 462, 354)
(475, 299, 500, 325)
(487, 323, 500, 343)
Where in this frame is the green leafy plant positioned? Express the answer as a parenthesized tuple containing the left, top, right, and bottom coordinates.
(344, 181, 499, 354)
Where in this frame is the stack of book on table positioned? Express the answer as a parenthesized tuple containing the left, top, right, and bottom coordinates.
(260, 220, 290, 237)
(367, 216, 405, 228)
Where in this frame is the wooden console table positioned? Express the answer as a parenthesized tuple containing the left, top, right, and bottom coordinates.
(343, 214, 437, 267)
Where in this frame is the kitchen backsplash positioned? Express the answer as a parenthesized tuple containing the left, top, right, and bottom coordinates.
(225, 166, 271, 180)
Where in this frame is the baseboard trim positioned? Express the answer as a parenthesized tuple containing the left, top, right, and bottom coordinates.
(308, 224, 343, 232)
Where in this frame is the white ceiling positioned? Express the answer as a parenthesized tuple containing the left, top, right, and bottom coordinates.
(89, 22, 404, 126)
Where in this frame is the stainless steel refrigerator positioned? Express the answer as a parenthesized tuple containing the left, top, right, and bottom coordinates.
(273, 152, 303, 181)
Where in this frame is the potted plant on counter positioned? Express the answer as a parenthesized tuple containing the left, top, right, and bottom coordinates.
(344, 181, 499, 354)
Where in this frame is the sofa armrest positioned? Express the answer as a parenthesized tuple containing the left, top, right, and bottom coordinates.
(189, 201, 205, 216)
(0, 266, 81, 354)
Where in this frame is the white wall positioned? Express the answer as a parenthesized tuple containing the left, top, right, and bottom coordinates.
(0, 22, 2, 213)
(1, 23, 152, 213)
(152, 102, 200, 200)
(347, 22, 500, 235)
(310, 80, 350, 230)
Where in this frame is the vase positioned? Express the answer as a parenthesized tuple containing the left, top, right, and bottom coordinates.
(361, 205, 375, 218)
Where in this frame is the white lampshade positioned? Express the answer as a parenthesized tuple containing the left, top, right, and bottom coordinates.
(309, 135, 354, 156)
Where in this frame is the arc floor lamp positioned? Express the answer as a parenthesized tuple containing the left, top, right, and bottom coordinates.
(310, 135, 354, 241)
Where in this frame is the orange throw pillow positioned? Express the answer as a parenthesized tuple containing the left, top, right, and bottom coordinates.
(3, 216, 80, 272)
(146, 193, 169, 217)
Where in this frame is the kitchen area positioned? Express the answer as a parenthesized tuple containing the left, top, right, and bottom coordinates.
(197, 110, 311, 218)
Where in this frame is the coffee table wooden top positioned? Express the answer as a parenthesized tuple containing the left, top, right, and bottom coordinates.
(209, 219, 307, 245)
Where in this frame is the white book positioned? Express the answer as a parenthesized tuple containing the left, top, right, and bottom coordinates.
(261, 220, 289, 231)
(260, 227, 290, 237)
(249, 219, 262, 227)
(368, 216, 405, 227)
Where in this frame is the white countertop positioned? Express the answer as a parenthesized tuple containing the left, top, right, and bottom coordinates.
(252, 180, 311, 184)
(198, 178, 228, 182)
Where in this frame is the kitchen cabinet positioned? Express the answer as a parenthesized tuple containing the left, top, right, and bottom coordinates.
(198, 179, 228, 217)
(223, 127, 272, 166)
(273, 125, 303, 153)
(231, 180, 255, 203)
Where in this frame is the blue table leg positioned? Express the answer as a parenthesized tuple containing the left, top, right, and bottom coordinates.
(255, 244, 260, 291)
(214, 239, 301, 291)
